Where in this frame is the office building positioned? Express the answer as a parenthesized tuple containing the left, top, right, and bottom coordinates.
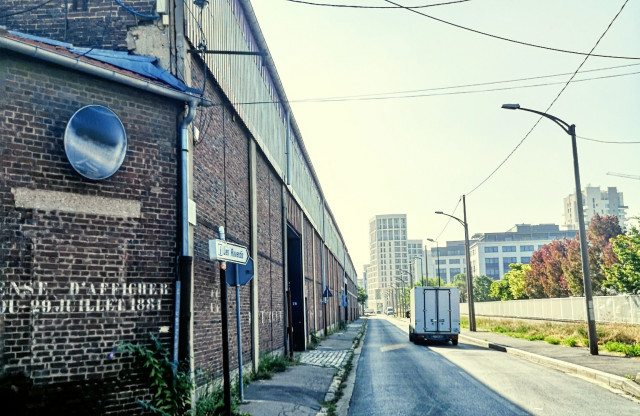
(469, 224, 578, 280)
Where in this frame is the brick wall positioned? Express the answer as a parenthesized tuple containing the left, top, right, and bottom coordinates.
(0, 52, 181, 413)
(191, 59, 256, 381)
(0, 0, 157, 50)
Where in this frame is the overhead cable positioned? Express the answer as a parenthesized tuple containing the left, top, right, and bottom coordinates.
(304, 63, 640, 100)
(286, 0, 471, 9)
(0, 0, 54, 19)
(435, 197, 461, 240)
(465, 0, 630, 196)
(578, 136, 640, 144)
(228, 69, 639, 106)
(383, 0, 639, 60)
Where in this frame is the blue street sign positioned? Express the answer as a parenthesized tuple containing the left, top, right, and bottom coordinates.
(226, 257, 254, 286)
(340, 294, 348, 307)
(322, 287, 333, 298)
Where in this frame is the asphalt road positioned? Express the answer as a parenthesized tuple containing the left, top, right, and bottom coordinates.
(348, 317, 640, 416)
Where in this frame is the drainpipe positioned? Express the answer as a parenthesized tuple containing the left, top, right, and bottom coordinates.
(174, 101, 197, 366)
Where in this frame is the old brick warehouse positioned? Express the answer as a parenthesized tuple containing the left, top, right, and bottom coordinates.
(0, 1, 358, 414)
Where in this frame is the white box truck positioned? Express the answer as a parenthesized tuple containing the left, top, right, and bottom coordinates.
(409, 286, 460, 345)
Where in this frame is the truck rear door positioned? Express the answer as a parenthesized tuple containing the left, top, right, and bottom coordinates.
(422, 289, 437, 332)
(436, 289, 452, 332)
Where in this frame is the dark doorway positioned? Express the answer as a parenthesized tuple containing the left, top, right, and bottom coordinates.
(287, 225, 305, 351)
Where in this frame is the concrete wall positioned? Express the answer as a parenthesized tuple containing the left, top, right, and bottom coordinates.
(461, 295, 640, 325)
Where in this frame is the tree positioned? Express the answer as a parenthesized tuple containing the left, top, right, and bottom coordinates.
(473, 275, 495, 302)
(490, 278, 511, 301)
(603, 226, 640, 294)
(504, 263, 529, 300)
(587, 214, 623, 294)
(357, 286, 368, 314)
(527, 240, 571, 298)
(452, 273, 467, 303)
(562, 238, 584, 296)
(526, 247, 551, 299)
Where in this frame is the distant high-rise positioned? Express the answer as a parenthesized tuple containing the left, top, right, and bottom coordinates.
(563, 186, 628, 229)
(367, 214, 410, 313)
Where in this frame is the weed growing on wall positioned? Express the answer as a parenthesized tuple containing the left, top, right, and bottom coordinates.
(119, 335, 194, 416)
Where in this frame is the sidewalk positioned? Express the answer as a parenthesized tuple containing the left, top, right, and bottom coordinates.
(390, 316, 640, 399)
(238, 319, 366, 416)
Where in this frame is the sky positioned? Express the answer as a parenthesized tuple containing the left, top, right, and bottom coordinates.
(249, 0, 640, 274)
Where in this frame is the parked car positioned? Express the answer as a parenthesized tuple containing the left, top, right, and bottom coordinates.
(386, 307, 394, 315)
(364, 308, 375, 316)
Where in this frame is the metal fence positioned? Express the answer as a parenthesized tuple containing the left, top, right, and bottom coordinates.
(460, 295, 640, 325)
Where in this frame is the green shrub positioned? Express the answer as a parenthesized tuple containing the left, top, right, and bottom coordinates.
(563, 337, 578, 347)
(253, 353, 294, 381)
(545, 337, 560, 345)
(119, 335, 193, 416)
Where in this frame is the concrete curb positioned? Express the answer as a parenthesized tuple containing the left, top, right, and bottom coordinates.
(459, 334, 640, 399)
(317, 321, 367, 416)
(334, 323, 366, 416)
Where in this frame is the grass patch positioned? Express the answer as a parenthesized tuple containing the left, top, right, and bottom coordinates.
(251, 353, 298, 381)
(470, 317, 640, 351)
(603, 341, 640, 357)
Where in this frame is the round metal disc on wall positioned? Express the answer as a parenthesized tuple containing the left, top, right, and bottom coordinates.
(64, 105, 127, 180)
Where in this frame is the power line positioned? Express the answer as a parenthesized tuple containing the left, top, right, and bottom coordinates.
(286, 0, 471, 9)
(578, 136, 640, 144)
(465, 0, 630, 196)
(113, 0, 159, 20)
(383, 0, 640, 60)
(227, 68, 639, 106)
(295, 70, 640, 103)
(435, 197, 461, 240)
(303, 63, 640, 100)
(0, 0, 54, 19)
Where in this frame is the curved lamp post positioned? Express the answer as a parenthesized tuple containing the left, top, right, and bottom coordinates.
(396, 269, 412, 316)
(502, 103, 598, 355)
(426, 238, 441, 286)
(435, 197, 476, 331)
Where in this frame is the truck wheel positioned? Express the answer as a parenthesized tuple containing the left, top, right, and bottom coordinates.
(451, 338, 458, 346)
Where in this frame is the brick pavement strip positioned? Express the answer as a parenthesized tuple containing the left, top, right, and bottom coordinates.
(300, 350, 350, 368)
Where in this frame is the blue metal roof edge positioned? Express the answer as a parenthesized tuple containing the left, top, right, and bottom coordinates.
(9, 31, 202, 95)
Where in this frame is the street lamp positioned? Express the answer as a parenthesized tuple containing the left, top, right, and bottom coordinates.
(426, 238, 441, 286)
(396, 269, 411, 317)
(435, 195, 476, 331)
(502, 103, 598, 355)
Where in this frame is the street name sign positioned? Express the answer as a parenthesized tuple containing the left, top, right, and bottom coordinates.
(209, 239, 249, 264)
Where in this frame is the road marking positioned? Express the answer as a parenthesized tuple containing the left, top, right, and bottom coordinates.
(381, 344, 407, 352)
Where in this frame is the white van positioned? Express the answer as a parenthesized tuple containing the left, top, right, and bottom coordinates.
(386, 306, 394, 315)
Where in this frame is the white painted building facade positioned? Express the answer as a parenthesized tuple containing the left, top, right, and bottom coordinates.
(563, 186, 628, 230)
(366, 214, 409, 312)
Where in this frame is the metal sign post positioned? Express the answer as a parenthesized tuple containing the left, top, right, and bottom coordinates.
(214, 227, 232, 415)
(210, 230, 254, 406)
(226, 258, 254, 403)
